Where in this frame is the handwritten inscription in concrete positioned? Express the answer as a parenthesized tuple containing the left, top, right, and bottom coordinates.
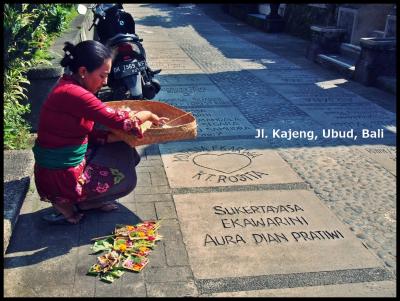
(159, 139, 303, 188)
(362, 146, 396, 175)
(155, 85, 232, 107)
(174, 190, 382, 279)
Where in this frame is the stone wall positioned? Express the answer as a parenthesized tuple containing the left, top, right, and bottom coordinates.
(282, 4, 335, 40)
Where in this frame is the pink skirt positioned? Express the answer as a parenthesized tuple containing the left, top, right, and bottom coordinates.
(34, 142, 140, 205)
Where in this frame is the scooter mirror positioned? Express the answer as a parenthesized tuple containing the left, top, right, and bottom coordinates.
(77, 4, 87, 15)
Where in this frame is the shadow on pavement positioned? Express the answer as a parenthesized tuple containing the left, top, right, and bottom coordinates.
(4, 204, 142, 269)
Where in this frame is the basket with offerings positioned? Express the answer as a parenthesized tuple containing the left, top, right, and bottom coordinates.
(106, 100, 197, 147)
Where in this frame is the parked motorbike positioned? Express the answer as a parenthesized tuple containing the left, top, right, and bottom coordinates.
(78, 4, 161, 100)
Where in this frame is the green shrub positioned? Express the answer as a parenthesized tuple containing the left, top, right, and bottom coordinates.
(3, 59, 33, 150)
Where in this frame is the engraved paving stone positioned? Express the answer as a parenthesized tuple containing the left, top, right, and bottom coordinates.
(159, 139, 303, 188)
(173, 190, 383, 279)
(269, 84, 370, 105)
(159, 69, 207, 75)
(216, 47, 277, 59)
(296, 104, 396, 141)
(147, 58, 202, 71)
(146, 49, 193, 60)
(155, 85, 232, 107)
(359, 146, 396, 175)
(141, 41, 184, 51)
(158, 74, 214, 86)
(188, 107, 256, 138)
(249, 69, 327, 84)
(297, 103, 396, 124)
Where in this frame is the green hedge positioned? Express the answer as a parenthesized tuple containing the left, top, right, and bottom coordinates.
(4, 4, 78, 150)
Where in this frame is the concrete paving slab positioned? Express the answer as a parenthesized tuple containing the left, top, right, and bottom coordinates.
(248, 68, 327, 84)
(159, 69, 206, 75)
(203, 280, 396, 297)
(147, 280, 198, 297)
(159, 139, 303, 188)
(155, 84, 232, 107)
(147, 58, 202, 71)
(237, 101, 310, 123)
(4, 150, 35, 182)
(359, 146, 396, 175)
(217, 47, 279, 59)
(211, 40, 279, 52)
(140, 41, 183, 51)
(135, 31, 172, 42)
(173, 189, 383, 279)
(297, 103, 395, 123)
(233, 57, 302, 70)
(158, 73, 214, 86)
(270, 83, 371, 104)
(146, 49, 192, 60)
(187, 106, 256, 138)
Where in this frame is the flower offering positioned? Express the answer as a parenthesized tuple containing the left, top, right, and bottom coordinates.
(87, 220, 162, 283)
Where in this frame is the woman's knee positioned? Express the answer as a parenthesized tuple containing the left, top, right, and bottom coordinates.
(125, 174, 137, 194)
(121, 168, 138, 195)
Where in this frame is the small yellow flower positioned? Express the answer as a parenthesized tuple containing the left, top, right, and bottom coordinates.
(119, 244, 127, 252)
(138, 232, 146, 237)
(139, 246, 148, 252)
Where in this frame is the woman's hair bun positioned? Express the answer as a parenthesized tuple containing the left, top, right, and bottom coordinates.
(60, 42, 76, 68)
(60, 40, 112, 73)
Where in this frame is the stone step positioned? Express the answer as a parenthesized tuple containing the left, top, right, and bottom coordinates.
(316, 54, 356, 79)
(340, 43, 361, 61)
(246, 13, 266, 30)
(371, 30, 386, 38)
(375, 76, 397, 95)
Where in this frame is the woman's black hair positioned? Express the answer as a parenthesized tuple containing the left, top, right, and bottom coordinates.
(60, 40, 113, 73)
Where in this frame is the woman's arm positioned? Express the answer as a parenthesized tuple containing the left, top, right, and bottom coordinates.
(131, 110, 169, 126)
(106, 131, 124, 143)
(64, 87, 168, 138)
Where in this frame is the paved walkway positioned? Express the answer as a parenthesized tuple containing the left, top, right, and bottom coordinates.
(4, 4, 396, 297)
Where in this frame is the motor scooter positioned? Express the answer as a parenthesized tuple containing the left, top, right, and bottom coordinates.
(77, 4, 161, 100)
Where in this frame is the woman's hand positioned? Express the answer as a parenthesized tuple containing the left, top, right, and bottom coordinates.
(149, 113, 169, 127)
(133, 110, 169, 126)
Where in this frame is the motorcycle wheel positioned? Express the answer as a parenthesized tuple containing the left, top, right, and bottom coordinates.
(151, 78, 161, 94)
(112, 86, 128, 100)
(142, 83, 156, 100)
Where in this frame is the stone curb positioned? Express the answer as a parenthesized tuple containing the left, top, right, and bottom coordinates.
(3, 151, 34, 255)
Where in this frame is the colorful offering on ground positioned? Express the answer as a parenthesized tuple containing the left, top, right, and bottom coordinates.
(87, 220, 162, 283)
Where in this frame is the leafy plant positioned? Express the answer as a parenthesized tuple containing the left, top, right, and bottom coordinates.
(4, 59, 33, 149)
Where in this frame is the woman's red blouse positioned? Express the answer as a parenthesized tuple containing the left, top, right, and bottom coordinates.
(34, 74, 142, 204)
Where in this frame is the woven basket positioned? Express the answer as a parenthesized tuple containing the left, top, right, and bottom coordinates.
(106, 100, 197, 147)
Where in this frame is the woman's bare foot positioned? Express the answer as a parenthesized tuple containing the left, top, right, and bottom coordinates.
(77, 201, 118, 212)
(52, 203, 84, 224)
(65, 212, 84, 224)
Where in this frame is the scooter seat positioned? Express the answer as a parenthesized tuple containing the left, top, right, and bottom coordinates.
(106, 33, 141, 47)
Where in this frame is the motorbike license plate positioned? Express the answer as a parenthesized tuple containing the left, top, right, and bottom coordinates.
(113, 60, 145, 79)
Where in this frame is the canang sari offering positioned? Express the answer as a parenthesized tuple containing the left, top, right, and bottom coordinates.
(87, 220, 162, 283)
